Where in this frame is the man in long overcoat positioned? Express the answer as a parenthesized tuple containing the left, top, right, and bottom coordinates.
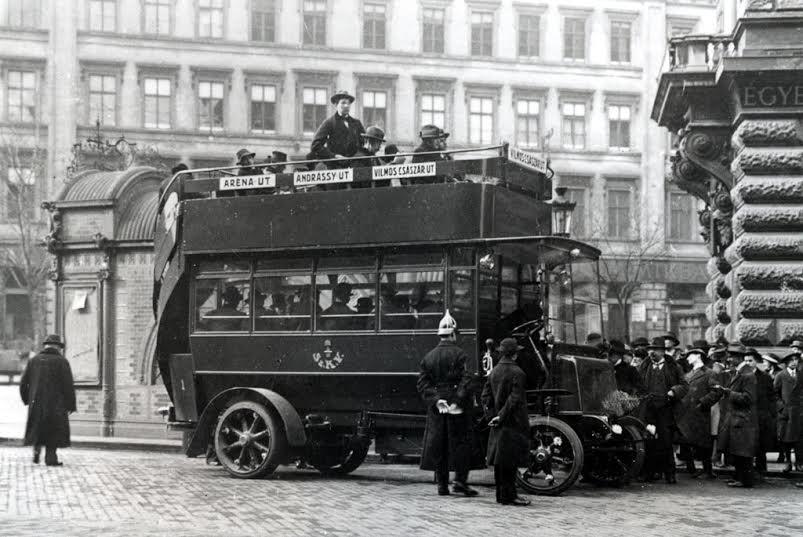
(637, 337, 688, 483)
(417, 310, 479, 497)
(608, 339, 644, 396)
(774, 352, 801, 472)
(19, 334, 76, 466)
(481, 338, 531, 506)
(309, 90, 365, 168)
(676, 346, 718, 478)
(748, 349, 777, 475)
(715, 353, 759, 488)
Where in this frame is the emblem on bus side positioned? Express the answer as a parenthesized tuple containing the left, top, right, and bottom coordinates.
(313, 339, 344, 370)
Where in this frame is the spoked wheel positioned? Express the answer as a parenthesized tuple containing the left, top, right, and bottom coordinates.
(313, 439, 370, 476)
(516, 416, 584, 496)
(584, 424, 646, 487)
(214, 400, 287, 479)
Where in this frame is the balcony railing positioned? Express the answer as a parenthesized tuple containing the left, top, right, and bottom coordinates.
(666, 34, 735, 72)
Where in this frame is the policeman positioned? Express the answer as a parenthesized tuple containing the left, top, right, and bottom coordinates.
(310, 90, 365, 168)
(417, 310, 479, 497)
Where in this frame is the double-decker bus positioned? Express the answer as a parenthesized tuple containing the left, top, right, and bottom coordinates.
(154, 146, 638, 491)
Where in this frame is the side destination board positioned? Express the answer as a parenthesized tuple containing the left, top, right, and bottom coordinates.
(509, 147, 547, 174)
(372, 161, 436, 181)
(294, 168, 353, 186)
(219, 174, 276, 191)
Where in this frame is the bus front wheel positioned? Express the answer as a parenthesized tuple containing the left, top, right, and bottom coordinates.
(214, 400, 287, 479)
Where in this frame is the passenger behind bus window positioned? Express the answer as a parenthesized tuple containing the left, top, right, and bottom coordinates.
(411, 283, 443, 330)
(380, 284, 414, 330)
(320, 282, 357, 331)
(287, 287, 314, 332)
(203, 285, 248, 331)
(252, 290, 284, 331)
(356, 297, 375, 330)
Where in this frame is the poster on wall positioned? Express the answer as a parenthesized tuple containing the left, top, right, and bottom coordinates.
(62, 285, 100, 384)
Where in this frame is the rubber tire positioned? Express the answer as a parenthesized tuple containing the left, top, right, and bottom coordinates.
(315, 440, 370, 476)
(584, 423, 646, 487)
(516, 416, 584, 496)
(214, 400, 287, 479)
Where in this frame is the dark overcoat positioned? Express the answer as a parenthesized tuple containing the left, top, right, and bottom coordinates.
(614, 360, 644, 396)
(676, 367, 717, 450)
(774, 367, 801, 443)
(636, 360, 688, 452)
(754, 368, 777, 452)
(19, 347, 76, 447)
(481, 357, 530, 467)
(417, 340, 481, 471)
(310, 113, 365, 161)
(717, 368, 758, 458)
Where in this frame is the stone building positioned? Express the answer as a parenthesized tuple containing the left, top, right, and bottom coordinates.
(652, 0, 803, 348)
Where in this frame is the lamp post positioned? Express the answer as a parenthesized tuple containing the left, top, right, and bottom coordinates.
(550, 186, 576, 238)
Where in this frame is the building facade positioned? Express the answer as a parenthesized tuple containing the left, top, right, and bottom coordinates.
(1, 0, 718, 364)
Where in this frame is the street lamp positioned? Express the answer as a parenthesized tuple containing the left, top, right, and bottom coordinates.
(550, 186, 576, 238)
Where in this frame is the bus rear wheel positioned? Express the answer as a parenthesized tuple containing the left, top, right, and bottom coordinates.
(214, 400, 287, 479)
(313, 439, 369, 476)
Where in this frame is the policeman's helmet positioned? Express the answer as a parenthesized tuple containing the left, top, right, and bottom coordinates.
(437, 309, 457, 336)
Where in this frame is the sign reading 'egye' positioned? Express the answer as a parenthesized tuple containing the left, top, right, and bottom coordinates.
(293, 168, 354, 186)
(509, 147, 547, 174)
(741, 85, 803, 108)
(372, 162, 437, 180)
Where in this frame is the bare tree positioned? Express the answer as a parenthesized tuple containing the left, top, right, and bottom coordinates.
(0, 126, 50, 347)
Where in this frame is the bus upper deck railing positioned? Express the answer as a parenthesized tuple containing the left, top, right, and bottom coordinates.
(158, 143, 551, 208)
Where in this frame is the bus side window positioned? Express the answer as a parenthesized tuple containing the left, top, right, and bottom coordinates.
(195, 278, 250, 332)
(253, 275, 313, 332)
(379, 271, 444, 331)
(316, 273, 376, 331)
(448, 268, 475, 331)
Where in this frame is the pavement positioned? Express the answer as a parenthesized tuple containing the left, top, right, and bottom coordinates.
(0, 446, 802, 537)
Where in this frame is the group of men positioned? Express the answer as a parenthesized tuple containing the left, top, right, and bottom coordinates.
(597, 331, 803, 488)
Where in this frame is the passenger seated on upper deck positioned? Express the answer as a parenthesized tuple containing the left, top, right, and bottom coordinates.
(320, 282, 357, 331)
(354, 126, 387, 188)
(236, 148, 263, 176)
(204, 286, 248, 331)
(412, 125, 453, 184)
(309, 90, 365, 169)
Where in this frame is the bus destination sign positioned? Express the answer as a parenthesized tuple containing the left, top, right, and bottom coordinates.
(372, 162, 437, 181)
(509, 147, 547, 174)
(219, 174, 276, 191)
(294, 168, 354, 186)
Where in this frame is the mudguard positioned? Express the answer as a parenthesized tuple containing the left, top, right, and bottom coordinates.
(186, 387, 307, 457)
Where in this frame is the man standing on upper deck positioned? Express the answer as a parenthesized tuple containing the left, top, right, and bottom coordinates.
(310, 90, 365, 168)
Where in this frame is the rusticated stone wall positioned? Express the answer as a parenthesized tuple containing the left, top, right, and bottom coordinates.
(727, 119, 803, 345)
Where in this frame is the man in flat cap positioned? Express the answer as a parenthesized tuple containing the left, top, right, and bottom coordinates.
(310, 90, 365, 168)
(19, 334, 76, 466)
(482, 337, 531, 506)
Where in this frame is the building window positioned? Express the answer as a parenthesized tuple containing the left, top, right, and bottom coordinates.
(6, 0, 37, 27)
(420, 93, 445, 129)
(668, 192, 697, 241)
(565, 187, 585, 237)
(610, 21, 631, 63)
(518, 14, 539, 57)
(303, 0, 327, 46)
(88, 0, 116, 32)
(362, 90, 386, 128)
(5, 168, 35, 222)
(422, 7, 444, 53)
(363, 2, 386, 50)
(608, 104, 631, 150)
(302, 87, 328, 134)
(6, 70, 37, 123)
(144, 0, 170, 35)
(607, 188, 632, 239)
(564, 16, 586, 60)
(143, 77, 171, 129)
(561, 102, 585, 149)
(88, 74, 117, 126)
(250, 84, 276, 134)
(251, 0, 276, 42)
(516, 99, 540, 148)
(198, 81, 224, 132)
(471, 11, 493, 56)
(199, 0, 224, 38)
(469, 96, 493, 145)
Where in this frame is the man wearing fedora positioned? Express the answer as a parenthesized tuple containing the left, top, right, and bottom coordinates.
(747, 349, 777, 475)
(235, 148, 262, 177)
(482, 337, 531, 506)
(676, 342, 718, 478)
(19, 334, 76, 466)
(204, 286, 248, 331)
(774, 350, 801, 473)
(607, 339, 643, 396)
(320, 282, 357, 331)
(637, 336, 688, 483)
(412, 125, 454, 183)
(310, 90, 365, 168)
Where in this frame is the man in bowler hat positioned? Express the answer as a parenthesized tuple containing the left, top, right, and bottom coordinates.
(607, 339, 644, 396)
(482, 337, 531, 506)
(310, 90, 365, 168)
(19, 334, 76, 466)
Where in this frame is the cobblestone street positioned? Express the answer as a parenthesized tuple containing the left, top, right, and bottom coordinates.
(0, 446, 800, 537)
